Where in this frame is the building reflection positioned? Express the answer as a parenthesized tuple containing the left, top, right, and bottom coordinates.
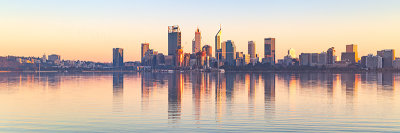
(168, 73, 183, 124)
(341, 73, 359, 106)
(378, 72, 395, 97)
(215, 72, 226, 122)
(192, 72, 203, 123)
(326, 73, 338, 103)
(47, 73, 61, 89)
(0, 72, 62, 91)
(248, 73, 256, 116)
(263, 73, 275, 118)
(112, 72, 124, 112)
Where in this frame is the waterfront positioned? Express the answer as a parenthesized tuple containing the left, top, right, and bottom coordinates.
(0, 72, 399, 132)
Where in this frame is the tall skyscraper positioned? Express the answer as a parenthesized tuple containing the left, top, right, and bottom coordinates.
(377, 49, 395, 68)
(141, 43, 149, 62)
(192, 28, 201, 53)
(225, 40, 236, 65)
(215, 26, 222, 58)
(288, 48, 296, 58)
(113, 48, 124, 68)
(264, 38, 276, 64)
(327, 47, 336, 64)
(168, 25, 181, 55)
(248, 41, 256, 58)
(346, 44, 358, 62)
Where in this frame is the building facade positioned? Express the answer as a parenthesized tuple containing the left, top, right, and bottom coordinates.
(168, 25, 181, 56)
(327, 47, 336, 64)
(365, 54, 382, 69)
(202, 45, 212, 57)
(215, 27, 222, 58)
(141, 43, 149, 62)
(225, 40, 236, 66)
(341, 52, 356, 63)
(377, 49, 395, 68)
(113, 48, 124, 68)
(248, 41, 256, 58)
(346, 44, 358, 62)
(264, 38, 276, 64)
(192, 28, 201, 53)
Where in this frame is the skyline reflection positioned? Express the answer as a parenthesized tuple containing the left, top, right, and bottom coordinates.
(0, 72, 400, 132)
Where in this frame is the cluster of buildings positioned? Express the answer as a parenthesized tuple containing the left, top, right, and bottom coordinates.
(0, 54, 110, 71)
(113, 25, 277, 70)
(296, 44, 400, 70)
(2, 25, 399, 71)
(110, 25, 400, 71)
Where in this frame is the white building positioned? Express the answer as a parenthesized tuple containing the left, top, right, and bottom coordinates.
(365, 54, 382, 69)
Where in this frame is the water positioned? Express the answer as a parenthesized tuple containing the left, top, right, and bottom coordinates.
(0, 72, 399, 132)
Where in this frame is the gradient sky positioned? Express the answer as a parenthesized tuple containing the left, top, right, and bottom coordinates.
(1, 0, 400, 62)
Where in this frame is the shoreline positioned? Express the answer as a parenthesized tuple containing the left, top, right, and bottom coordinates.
(1, 69, 400, 73)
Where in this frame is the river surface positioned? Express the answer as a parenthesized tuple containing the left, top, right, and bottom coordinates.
(0, 72, 399, 132)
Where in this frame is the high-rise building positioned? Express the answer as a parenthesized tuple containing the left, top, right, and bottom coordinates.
(327, 47, 336, 64)
(346, 44, 358, 62)
(365, 54, 383, 69)
(299, 53, 319, 66)
(215, 26, 222, 58)
(192, 28, 201, 53)
(141, 43, 149, 62)
(248, 41, 256, 58)
(264, 38, 276, 64)
(202, 45, 212, 57)
(288, 48, 296, 58)
(319, 52, 327, 65)
(341, 52, 356, 63)
(168, 25, 181, 55)
(225, 40, 236, 66)
(113, 48, 124, 68)
(377, 49, 395, 68)
(299, 53, 311, 66)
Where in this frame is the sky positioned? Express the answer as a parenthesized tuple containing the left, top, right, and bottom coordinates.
(1, 0, 400, 62)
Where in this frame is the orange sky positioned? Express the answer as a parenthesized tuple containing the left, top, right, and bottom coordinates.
(1, 0, 400, 62)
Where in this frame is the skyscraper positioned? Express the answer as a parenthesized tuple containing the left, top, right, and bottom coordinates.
(248, 41, 256, 58)
(168, 25, 181, 55)
(113, 48, 124, 68)
(377, 49, 395, 68)
(225, 40, 236, 66)
(264, 38, 276, 64)
(288, 48, 296, 58)
(346, 44, 358, 62)
(192, 28, 201, 53)
(327, 47, 336, 64)
(141, 43, 149, 62)
(215, 26, 222, 58)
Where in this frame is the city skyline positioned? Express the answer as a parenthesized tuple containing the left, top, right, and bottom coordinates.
(1, 0, 400, 62)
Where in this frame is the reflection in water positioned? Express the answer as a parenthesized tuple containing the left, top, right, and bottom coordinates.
(168, 73, 183, 124)
(113, 72, 124, 112)
(248, 73, 256, 117)
(215, 73, 226, 122)
(192, 72, 203, 123)
(0, 72, 400, 132)
(379, 72, 396, 98)
(263, 73, 275, 118)
(341, 73, 358, 107)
